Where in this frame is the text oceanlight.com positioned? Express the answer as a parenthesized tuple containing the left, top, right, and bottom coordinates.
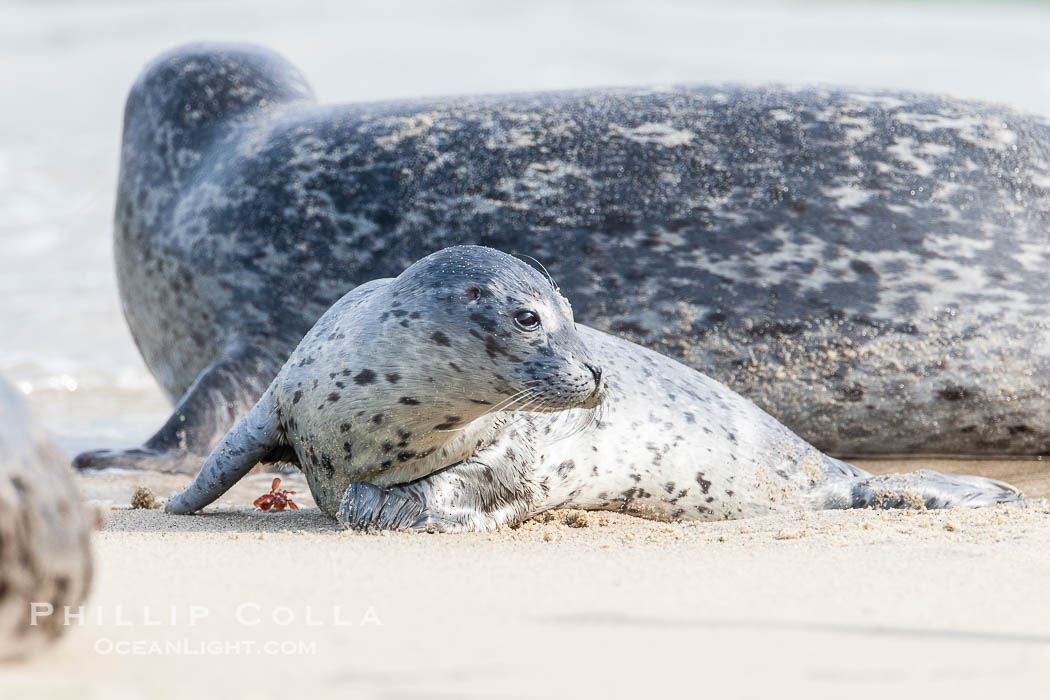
(93, 638, 320, 656)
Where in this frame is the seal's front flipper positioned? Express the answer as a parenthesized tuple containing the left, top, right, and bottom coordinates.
(823, 470, 1022, 510)
(337, 483, 429, 531)
(337, 457, 538, 533)
(336, 478, 509, 533)
(73, 346, 278, 473)
(165, 388, 286, 514)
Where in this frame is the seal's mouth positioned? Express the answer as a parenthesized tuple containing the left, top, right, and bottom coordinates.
(578, 363, 605, 410)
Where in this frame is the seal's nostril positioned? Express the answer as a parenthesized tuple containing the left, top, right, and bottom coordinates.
(585, 363, 602, 385)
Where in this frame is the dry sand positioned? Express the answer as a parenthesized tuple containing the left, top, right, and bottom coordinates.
(3, 461, 1050, 699)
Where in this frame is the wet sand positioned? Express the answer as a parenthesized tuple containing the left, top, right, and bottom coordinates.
(3, 463, 1050, 699)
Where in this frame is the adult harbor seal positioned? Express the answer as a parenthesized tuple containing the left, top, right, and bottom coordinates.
(76, 42, 1050, 472)
(0, 376, 93, 658)
(166, 247, 1020, 531)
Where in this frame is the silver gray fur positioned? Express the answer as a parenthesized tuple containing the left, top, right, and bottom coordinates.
(0, 377, 93, 658)
(166, 247, 1020, 531)
(78, 42, 1050, 472)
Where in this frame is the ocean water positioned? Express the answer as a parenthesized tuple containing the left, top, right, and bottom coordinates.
(4, 0, 1050, 455)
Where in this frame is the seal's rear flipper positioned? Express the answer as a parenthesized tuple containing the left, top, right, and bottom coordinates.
(73, 346, 279, 473)
(822, 470, 1022, 510)
(165, 388, 285, 514)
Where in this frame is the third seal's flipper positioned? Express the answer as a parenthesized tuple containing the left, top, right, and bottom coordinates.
(164, 387, 285, 514)
(73, 345, 280, 474)
(819, 469, 1022, 511)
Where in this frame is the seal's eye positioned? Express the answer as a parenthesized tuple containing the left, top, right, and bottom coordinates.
(465, 286, 481, 302)
(513, 310, 541, 331)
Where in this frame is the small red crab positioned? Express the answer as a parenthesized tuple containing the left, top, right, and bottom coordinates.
(253, 478, 299, 511)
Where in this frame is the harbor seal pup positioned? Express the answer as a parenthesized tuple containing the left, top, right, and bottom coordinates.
(166, 247, 1020, 531)
(0, 376, 93, 658)
(76, 42, 1050, 472)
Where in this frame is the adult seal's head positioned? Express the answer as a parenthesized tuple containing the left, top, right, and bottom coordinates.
(167, 246, 604, 516)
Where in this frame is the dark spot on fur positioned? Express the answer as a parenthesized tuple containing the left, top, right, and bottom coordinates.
(695, 472, 712, 494)
(399, 397, 420, 405)
(354, 369, 376, 385)
(470, 312, 498, 334)
(385, 372, 401, 384)
(434, 416, 462, 431)
(483, 335, 512, 360)
(850, 259, 876, 276)
(610, 320, 650, 337)
(840, 383, 865, 402)
(556, 460, 575, 476)
(938, 385, 972, 401)
(431, 331, 451, 346)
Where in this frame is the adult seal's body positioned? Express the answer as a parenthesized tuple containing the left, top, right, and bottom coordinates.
(166, 247, 1020, 531)
(0, 376, 93, 658)
(77, 42, 1050, 472)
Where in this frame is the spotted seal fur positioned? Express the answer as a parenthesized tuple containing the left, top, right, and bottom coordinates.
(76, 42, 1050, 472)
(165, 247, 1020, 531)
(0, 376, 93, 658)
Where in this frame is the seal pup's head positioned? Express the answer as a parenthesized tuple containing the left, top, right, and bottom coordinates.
(272, 245, 603, 511)
(390, 245, 603, 412)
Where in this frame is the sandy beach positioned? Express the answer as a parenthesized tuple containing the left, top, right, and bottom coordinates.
(0, 462, 1048, 699)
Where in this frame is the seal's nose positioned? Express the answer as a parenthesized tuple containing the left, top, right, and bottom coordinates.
(585, 363, 603, 386)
